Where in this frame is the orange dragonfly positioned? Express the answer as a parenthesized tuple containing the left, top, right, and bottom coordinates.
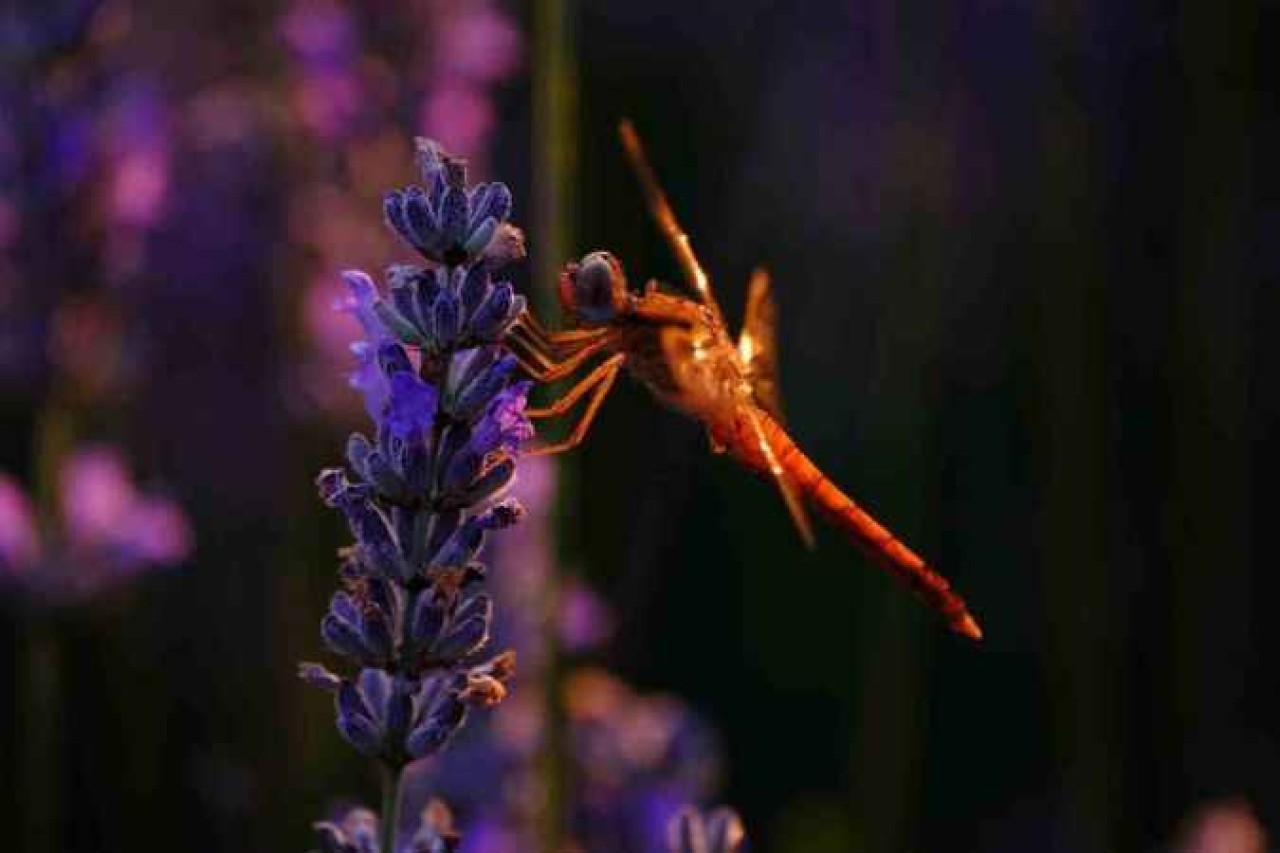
(504, 121, 982, 641)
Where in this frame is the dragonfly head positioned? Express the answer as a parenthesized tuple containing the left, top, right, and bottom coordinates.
(559, 251, 628, 326)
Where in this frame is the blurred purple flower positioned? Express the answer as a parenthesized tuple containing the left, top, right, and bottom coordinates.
(280, 0, 369, 142)
(314, 799, 460, 853)
(410, 665, 723, 853)
(60, 446, 192, 565)
(0, 474, 41, 573)
(1, 446, 192, 604)
(1174, 799, 1266, 853)
(418, 85, 495, 160)
(433, 5, 522, 84)
(99, 76, 172, 233)
(666, 806, 746, 853)
(559, 579, 614, 653)
(281, 0, 356, 68)
(418, 1, 521, 164)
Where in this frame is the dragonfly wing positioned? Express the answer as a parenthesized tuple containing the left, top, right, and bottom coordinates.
(744, 406, 816, 549)
(618, 120, 725, 327)
(738, 268, 786, 424)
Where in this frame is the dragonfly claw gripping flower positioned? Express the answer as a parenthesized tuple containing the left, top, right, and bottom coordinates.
(301, 139, 531, 790)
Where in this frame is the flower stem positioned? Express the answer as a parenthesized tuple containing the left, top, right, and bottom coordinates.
(380, 762, 404, 853)
(21, 613, 61, 853)
(533, 0, 575, 850)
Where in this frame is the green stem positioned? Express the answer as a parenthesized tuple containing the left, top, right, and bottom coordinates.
(22, 614, 61, 853)
(380, 763, 404, 853)
(23, 388, 74, 853)
(532, 1, 576, 852)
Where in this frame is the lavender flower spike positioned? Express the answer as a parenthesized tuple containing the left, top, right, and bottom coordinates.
(303, 138, 535, 850)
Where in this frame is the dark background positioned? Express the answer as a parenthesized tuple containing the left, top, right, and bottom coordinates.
(2, 0, 1276, 851)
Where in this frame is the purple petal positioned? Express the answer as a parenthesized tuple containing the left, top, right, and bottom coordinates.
(357, 667, 394, 722)
(298, 662, 343, 693)
(439, 186, 469, 249)
(348, 342, 390, 421)
(385, 372, 439, 438)
(432, 610, 490, 662)
(469, 282, 520, 341)
(336, 709, 383, 757)
(402, 185, 439, 252)
(468, 182, 512, 228)
(383, 191, 411, 245)
(460, 265, 492, 317)
(322, 613, 374, 661)
(340, 270, 391, 343)
(337, 681, 376, 728)
(405, 591, 446, 653)
(330, 590, 362, 625)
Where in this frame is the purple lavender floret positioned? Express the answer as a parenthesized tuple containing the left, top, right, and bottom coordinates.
(368, 263, 526, 364)
(383, 139, 524, 270)
(303, 138, 531, 794)
(666, 807, 747, 853)
(314, 800, 461, 853)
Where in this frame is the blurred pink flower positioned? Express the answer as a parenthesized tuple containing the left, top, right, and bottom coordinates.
(59, 446, 192, 565)
(281, 0, 355, 65)
(60, 447, 135, 550)
(304, 273, 358, 365)
(108, 148, 170, 228)
(99, 78, 172, 232)
(1176, 799, 1266, 853)
(418, 84, 495, 158)
(0, 474, 41, 573)
(559, 579, 614, 652)
(435, 5, 522, 83)
(297, 69, 365, 141)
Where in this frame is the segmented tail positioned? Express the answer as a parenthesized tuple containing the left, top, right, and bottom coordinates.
(731, 411, 983, 640)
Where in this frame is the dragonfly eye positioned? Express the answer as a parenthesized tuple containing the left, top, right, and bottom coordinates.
(564, 251, 626, 325)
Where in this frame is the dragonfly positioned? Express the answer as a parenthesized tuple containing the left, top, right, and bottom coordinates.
(503, 121, 982, 641)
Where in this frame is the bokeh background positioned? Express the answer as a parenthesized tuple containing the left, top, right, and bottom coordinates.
(1, 0, 1276, 851)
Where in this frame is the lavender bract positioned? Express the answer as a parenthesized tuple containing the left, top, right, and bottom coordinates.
(302, 140, 530, 807)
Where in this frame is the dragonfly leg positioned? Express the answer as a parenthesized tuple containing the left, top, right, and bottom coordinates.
(526, 354, 626, 457)
(526, 352, 623, 419)
(511, 310, 609, 355)
(505, 327, 558, 374)
(505, 327, 614, 383)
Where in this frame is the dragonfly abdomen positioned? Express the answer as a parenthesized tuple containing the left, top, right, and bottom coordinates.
(734, 411, 983, 641)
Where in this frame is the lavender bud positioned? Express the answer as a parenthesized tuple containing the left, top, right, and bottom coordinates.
(321, 612, 376, 663)
(469, 282, 522, 341)
(431, 594, 492, 662)
(462, 217, 498, 259)
(404, 589, 447, 657)
(468, 182, 512, 231)
(452, 458, 516, 508)
(459, 264, 492, 318)
(432, 287, 462, 349)
(298, 662, 343, 693)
